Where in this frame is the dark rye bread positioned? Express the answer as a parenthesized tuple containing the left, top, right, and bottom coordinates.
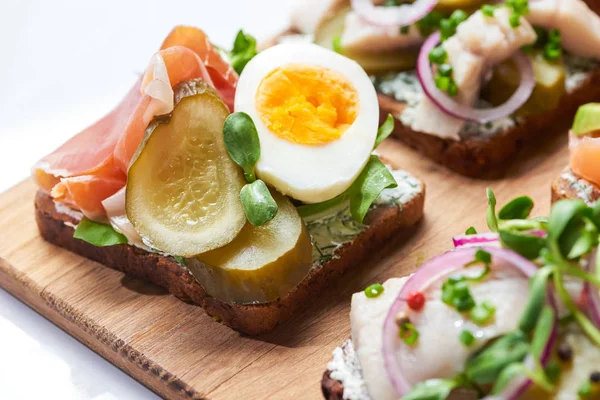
(322, 370, 345, 400)
(35, 182, 424, 336)
(380, 76, 600, 178)
(551, 168, 600, 204)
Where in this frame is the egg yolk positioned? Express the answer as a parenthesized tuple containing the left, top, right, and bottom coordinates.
(255, 64, 359, 146)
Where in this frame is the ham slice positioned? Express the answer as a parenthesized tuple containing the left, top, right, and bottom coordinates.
(33, 26, 237, 220)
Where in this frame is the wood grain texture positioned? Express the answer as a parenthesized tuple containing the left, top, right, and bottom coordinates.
(0, 129, 572, 399)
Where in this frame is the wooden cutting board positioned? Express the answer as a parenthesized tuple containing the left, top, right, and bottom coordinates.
(0, 127, 571, 400)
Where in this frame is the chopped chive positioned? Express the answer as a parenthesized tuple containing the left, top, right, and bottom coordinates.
(365, 283, 384, 298)
(428, 46, 447, 64)
(471, 301, 496, 325)
(438, 63, 453, 77)
(400, 25, 410, 35)
(482, 4, 496, 17)
(460, 330, 476, 346)
(400, 322, 420, 345)
(450, 9, 467, 26)
(442, 278, 476, 312)
(509, 12, 521, 28)
(434, 75, 451, 91)
(447, 80, 458, 97)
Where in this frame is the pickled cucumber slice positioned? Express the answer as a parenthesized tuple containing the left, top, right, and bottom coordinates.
(314, 6, 418, 74)
(126, 80, 246, 257)
(187, 190, 312, 304)
(483, 51, 566, 117)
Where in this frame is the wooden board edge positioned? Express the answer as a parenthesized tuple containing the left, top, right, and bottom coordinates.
(0, 256, 205, 400)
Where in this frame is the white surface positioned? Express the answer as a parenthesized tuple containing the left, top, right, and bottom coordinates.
(0, 1, 293, 398)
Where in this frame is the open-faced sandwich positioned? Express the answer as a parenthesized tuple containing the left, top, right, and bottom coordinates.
(323, 190, 600, 399)
(552, 103, 600, 205)
(280, 0, 600, 177)
(32, 26, 425, 335)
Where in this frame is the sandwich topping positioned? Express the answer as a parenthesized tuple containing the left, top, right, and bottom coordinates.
(330, 191, 600, 399)
(32, 25, 422, 305)
(290, 0, 600, 141)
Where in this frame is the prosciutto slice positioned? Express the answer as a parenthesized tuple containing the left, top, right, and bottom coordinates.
(33, 26, 237, 220)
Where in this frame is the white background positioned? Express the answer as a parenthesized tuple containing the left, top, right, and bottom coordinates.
(0, 1, 294, 398)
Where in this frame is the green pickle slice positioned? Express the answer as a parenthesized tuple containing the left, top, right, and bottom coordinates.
(126, 79, 247, 257)
(187, 190, 313, 304)
(483, 50, 566, 117)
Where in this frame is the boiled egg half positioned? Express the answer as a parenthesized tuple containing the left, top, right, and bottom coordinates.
(234, 43, 379, 204)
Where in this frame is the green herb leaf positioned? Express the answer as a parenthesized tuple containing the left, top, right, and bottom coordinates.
(554, 271, 600, 346)
(465, 331, 529, 384)
(498, 196, 534, 220)
(73, 218, 128, 247)
(519, 266, 554, 333)
(298, 155, 396, 224)
(229, 30, 257, 74)
(491, 362, 525, 394)
(374, 114, 394, 149)
(239, 180, 278, 226)
(402, 379, 458, 400)
(174, 256, 187, 266)
(499, 229, 546, 260)
(296, 194, 346, 219)
(565, 218, 599, 259)
(486, 188, 499, 232)
(465, 226, 477, 235)
(348, 155, 398, 223)
(548, 199, 588, 242)
(223, 112, 261, 182)
(531, 306, 555, 360)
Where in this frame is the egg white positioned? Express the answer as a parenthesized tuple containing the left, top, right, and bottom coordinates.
(234, 43, 379, 204)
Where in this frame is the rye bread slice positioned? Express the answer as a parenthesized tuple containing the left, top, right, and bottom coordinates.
(379, 71, 600, 178)
(35, 177, 424, 336)
(551, 168, 600, 204)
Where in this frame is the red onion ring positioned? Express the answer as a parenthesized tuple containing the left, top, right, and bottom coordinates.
(453, 230, 546, 249)
(584, 250, 600, 328)
(416, 31, 535, 123)
(350, 0, 438, 27)
(382, 247, 550, 397)
(453, 232, 500, 248)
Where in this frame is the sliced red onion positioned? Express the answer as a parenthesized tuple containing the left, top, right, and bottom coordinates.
(350, 0, 438, 27)
(584, 250, 600, 328)
(382, 247, 547, 397)
(453, 232, 500, 248)
(453, 230, 546, 249)
(416, 32, 535, 124)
